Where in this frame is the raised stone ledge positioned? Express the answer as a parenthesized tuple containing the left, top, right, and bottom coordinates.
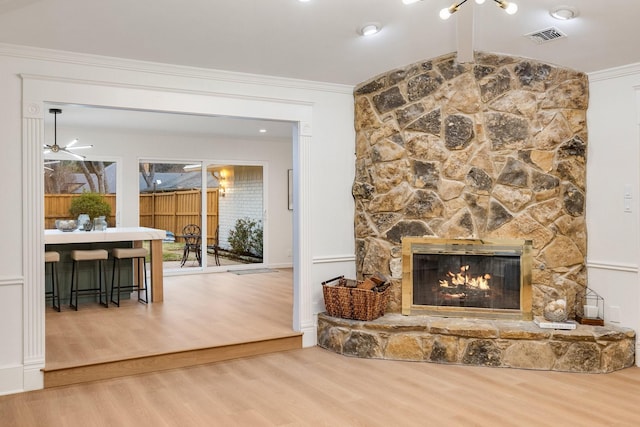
(317, 313, 635, 373)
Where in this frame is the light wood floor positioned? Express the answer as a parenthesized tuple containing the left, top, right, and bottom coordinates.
(45, 268, 296, 370)
(3, 346, 640, 426)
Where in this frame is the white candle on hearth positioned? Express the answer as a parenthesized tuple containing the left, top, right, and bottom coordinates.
(584, 305, 599, 318)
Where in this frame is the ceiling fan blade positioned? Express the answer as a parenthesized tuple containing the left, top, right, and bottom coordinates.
(66, 144, 93, 150)
(65, 138, 79, 148)
(63, 150, 86, 160)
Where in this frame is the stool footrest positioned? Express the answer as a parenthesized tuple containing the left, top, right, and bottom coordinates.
(70, 255, 108, 311)
(111, 253, 149, 307)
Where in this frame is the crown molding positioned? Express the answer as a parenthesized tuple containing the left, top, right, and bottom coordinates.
(588, 62, 640, 82)
(0, 42, 354, 95)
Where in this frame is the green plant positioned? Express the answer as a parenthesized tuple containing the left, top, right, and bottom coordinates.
(69, 191, 111, 219)
(251, 223, 263, 257)
(228, 217, 263, 257)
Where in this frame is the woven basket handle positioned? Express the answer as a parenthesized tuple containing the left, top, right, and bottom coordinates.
(322, 275, 344, 286)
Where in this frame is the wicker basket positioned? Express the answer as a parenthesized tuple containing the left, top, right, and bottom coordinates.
(322, 276, 390, 321)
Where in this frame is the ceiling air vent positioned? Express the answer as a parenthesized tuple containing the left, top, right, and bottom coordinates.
(525, 27, 567, 44)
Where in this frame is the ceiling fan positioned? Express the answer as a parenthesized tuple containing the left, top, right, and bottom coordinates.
(43, 108, 93, 160)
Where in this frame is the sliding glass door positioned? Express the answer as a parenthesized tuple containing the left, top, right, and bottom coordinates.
(212, 165, 264, 268)
(139, 160, 264, 271)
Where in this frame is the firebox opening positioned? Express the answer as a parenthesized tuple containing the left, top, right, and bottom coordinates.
(402, 237, 533, 320)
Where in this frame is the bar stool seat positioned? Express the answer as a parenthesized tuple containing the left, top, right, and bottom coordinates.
(70, 249, 109, 310)
(111, 247, 149, 306)
(45, 251, 60, 312)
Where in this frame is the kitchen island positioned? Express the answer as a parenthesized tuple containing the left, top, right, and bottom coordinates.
(45, 227, 166, 302)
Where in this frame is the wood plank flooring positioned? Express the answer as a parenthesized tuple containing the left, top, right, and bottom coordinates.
(4, 346, 640, 426)
(44, 268, 300, 386)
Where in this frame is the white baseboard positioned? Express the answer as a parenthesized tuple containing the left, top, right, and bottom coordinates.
(301, 324, 317, 347)
(268, 262, 293, 269)
(23, 364, 44, 392)
(0, 365, 25, 396)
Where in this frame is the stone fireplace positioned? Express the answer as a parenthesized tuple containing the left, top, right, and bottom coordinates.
(317, 51, 635, 373)
(351, 51, 590, 318)
(402, 237, 532, 320)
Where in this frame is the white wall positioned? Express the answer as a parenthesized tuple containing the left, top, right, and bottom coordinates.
(587, 64, 640, 363)
(218, 166, 266, 254)
(0, 43, 356, 395)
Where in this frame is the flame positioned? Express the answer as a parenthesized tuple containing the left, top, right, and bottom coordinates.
(439, 267, 491, 290)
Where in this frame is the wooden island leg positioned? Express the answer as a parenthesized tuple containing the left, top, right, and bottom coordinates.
(149, 239, 164, 302)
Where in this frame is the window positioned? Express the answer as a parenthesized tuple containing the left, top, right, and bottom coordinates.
(44, 159, 117, 229)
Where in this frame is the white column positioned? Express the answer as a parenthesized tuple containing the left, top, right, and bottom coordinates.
(293, 121, 315, 346)
(22, 101, 45, 390)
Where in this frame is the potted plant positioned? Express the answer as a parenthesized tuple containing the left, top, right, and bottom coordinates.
(69, 192, 111, 226)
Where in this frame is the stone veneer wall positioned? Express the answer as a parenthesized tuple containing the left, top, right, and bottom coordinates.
(353, 52, 588, 317)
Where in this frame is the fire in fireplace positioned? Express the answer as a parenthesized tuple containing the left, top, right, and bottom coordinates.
(402, 237, 532, 320)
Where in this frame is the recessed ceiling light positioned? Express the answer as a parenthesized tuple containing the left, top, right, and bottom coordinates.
(358, 23, 381, 37)
(550, 6, 578, 20)
(259, 129, 267, 133)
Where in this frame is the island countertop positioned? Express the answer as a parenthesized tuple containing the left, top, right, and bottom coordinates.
(44, 226, 166, 302)
(45, 227, 166, 244)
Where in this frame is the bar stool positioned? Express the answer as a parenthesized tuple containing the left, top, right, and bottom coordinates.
(111, 247, 149, 306)
(44, 251, 61, 312)
(69, 249, 109, 310)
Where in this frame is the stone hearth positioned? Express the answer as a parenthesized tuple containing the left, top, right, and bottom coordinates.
(317, 314, 635, 373)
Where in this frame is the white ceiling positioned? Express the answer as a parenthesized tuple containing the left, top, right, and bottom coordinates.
(44, 104, 295, 140)
(0, 0, 637, 86)
(4, 0, 639, 136)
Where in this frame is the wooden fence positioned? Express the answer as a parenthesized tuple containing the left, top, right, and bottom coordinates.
(139, 189, 219, 246)
(45, 189, 219, 245)
(45, 194, 117, 230)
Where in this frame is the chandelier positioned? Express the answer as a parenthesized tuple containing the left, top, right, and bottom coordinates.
(403, 0, 518, 20)
(43, 108, 93, 160)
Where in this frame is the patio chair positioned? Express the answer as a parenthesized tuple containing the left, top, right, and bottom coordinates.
(211, 225, 220, 266)
(180, 224, 202, 267)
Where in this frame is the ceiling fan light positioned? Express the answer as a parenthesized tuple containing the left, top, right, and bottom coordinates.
(439, 5, 456, 20)
(475, 0, 486, 4)
(402, 0, 422, 4)
(439, 8, 452, 20)
(497, 1, 518, 15)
